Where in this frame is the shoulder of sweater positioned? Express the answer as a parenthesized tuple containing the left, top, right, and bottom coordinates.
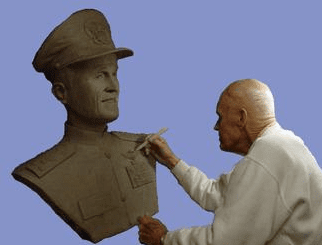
(246, 129, 308, 177)
(250, 128, 304, 156)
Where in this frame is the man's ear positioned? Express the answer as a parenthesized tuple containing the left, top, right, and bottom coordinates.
(52, 82, 68, 104)
(238, 108, 247, 127)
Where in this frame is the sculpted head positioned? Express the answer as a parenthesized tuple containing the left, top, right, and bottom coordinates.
(32, 9, 133, 130)
(49, 54, 120, 125)
(214, 79, 276, 155)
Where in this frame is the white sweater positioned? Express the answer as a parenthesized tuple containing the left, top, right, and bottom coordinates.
(165, 124, 322, 244)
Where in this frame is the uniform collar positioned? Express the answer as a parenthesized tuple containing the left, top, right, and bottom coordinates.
(64, 123, 109, 145)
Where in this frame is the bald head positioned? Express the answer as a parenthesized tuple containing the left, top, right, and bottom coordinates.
(218, 79, 276, 143)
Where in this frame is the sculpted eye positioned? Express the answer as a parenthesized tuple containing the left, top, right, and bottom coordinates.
(96, 73, 104, 79)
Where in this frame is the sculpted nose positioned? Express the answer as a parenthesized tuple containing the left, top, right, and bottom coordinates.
(112, 78, 119, 92)
(105, 75, 119, 93)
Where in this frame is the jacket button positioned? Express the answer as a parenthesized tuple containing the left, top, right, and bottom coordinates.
(105, 152, 111, 159)
(121, 196, 126, 202)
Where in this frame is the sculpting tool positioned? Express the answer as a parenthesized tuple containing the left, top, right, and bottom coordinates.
(136, 127, 168, 151)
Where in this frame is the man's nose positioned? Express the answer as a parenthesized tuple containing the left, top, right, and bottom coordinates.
(214, 122, 219, 131)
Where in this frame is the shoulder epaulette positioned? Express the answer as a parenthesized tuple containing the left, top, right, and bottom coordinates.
(14, 141, 76, 179)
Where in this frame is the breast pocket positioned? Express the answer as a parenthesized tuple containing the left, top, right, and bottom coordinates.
(126, 160, 155, 189)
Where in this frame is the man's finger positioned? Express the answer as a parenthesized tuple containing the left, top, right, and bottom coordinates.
(139, 233, 152, 244)
(137, 216, 143, 223)
(148, 134, 158, 143)
(138, 215, 153, 225)
(140, 223, 155, 232)
(148, 135, 165, 145)
(149, 149, 161, 160)
(138, 216, 160, 232)
(148, 221, 160, 229)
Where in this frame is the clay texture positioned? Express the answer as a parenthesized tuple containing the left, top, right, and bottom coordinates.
(12, 125, 158, 243)
(11, 8, 158, 243)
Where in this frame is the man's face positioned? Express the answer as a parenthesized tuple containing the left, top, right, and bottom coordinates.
(214, 94, 242, 153)
(65, 54, 120, 123)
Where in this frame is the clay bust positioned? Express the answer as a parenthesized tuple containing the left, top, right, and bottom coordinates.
(11, 9, 158, 243)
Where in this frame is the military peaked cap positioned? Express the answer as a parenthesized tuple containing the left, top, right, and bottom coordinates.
(33, 9, 133, 73)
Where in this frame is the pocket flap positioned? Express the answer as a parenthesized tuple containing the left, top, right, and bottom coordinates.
(78, 192, 118, 220)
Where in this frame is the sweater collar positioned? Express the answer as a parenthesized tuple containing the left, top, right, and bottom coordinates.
(258, 122, 282, 138)
(246, 122, 282, 155)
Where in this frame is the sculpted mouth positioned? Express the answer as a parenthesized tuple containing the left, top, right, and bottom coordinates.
(101, 98, 118, 103)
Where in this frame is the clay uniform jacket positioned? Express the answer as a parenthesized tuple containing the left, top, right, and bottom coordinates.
(164, 124, 322, 244)
(12, 124, 158, 243)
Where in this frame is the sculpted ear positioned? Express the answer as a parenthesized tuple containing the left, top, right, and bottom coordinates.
(52, 82, 68, 104)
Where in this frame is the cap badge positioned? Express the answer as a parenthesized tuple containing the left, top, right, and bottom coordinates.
(84, 20, 111, 45)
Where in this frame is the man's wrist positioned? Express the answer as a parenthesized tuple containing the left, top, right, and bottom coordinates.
(167, 156, 180, 170)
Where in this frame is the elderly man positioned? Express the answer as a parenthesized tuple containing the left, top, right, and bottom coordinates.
(12, 9, 158, 243)
(138, 79, 322, 245)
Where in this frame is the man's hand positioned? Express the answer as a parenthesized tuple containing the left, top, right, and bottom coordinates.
(138, 215, 168, 245)
(145, 135, 180, 169)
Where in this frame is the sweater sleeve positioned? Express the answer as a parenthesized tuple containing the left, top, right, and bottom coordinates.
(171, 160, 231, 212)
(165, 158, 290, 245)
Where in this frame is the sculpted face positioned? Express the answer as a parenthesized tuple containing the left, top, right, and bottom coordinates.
(214, 94, 243, 153)
(64, 54, 120, 124)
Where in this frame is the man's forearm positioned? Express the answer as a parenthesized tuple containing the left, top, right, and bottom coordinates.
(171, 160, 228, 211)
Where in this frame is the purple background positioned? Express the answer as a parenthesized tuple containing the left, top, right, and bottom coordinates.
(2, 1, 321, 244)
